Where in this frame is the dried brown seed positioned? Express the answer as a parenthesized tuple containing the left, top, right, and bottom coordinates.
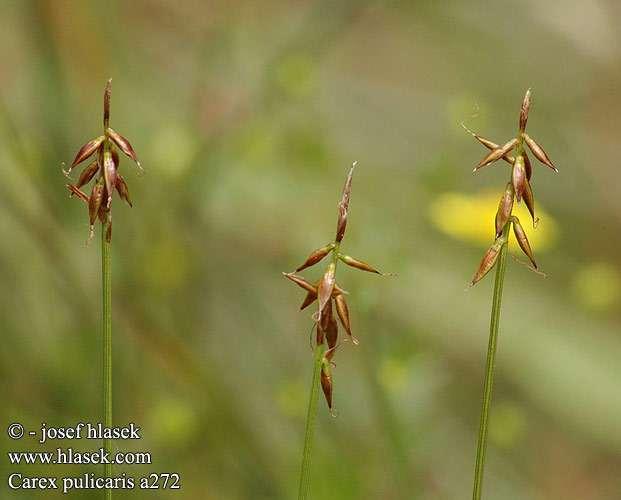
(74, 161, 99, 190)
(522, 178, 537, 227)
(88, 183, 105, 235)
(116, 174, 133, 207)
(512, 218, 537, 269)
(103, 79, 111, 128)
(523, 133, 558, 172)
(461, 124, 514, 166)
(334, 294, 358, 345)
(338, 254, 382, 275)
(295, 243, 334, 272)
(473, 138, 518, 172)
(523, 151, 533, 181)
(519, 88, 531, 133)
(107, 128, 141, 169)
(512, 155, 527, 202)
(283, 272, 316, 294)
(102, 149, 117, 208)
(335, 162, 356, 243)
(300, 290, 317, 311)
(495, 182, 515, 237)
(317, 262, 336, 318)
(471, 239, 504, 286)
(320, 362, 333, 410)
(67, 184, 89, 204)
(326, 306, 339, 349)
(69, 136, 105, 171)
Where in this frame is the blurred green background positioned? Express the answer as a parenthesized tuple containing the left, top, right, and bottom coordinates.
(1, 1, 620, 498)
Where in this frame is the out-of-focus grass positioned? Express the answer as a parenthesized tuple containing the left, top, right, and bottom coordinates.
(1, 1, 620, 499)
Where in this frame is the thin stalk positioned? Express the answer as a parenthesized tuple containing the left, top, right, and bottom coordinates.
(102, 222, 112, 500)
(298, 245, 340, 499)
(298, 342, 326, 500)
(472, 224, 509, 500)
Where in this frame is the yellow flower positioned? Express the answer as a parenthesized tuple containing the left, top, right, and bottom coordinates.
(429, 191, 558, 251)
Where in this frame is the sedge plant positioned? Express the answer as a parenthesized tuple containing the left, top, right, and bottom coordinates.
(464, 89, 557, 500)
(283, 162, 391, 500)
(64, 79, 141, 499)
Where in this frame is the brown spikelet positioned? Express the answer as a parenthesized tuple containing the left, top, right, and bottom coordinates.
(107, 128, 141, 168)
(295, 243, 334, 272)
(326, 305, 339, 349)
(67, 184, 89, 204)
(338, 254, 383, 275)
(74, 161, 100, 190)
(523, 133, 558, 172)
(519, 88, 531, 133)
(471, 239, 504, 286)
(334, 294, 357, 344)
(522, 179, 537, 227)
(473, 138, 518, 172)
(115, 174, 133, 207)
(512, 218, 537, 269)
(461, 124, 514, 166)
(88, 183, 105, 233)
(283, 272, 316, 294)
(512, 155, 527, 202)
(523, 152, 533, 181)
(495, 182, 514, 237)
(320, 364, 333, 410)
(102, 149, 117, 208)
(317, 262, 336, 318)
(69, 136, 105, 171)
(335, 162, 356, 243)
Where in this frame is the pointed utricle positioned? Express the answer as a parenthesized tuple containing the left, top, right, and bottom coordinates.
(495, 182, 514, 237)
(75, 161, 99, 190)
(338, 254, 382, 274)
(326, 307, 339, 349)
(512, 155, 527, 202)
(522, 179, 536, 226)
(523, 133, 557, 172)
(70, 136, 105, 171)
(335, 162, 356, 243)
(67, 184, 89, 204)
(116, 175, 132, 207)
(295, 243, 334, 272)
(102, 149, 117, 207)
(334, 294, 357, 344)
(88, 182, 105, 231)
(317, 262, 336, 318)
(474, 138, 518, 171)
(519, 89, 531, 133)
(107, 128, 140, 168)
(512, 218, 537, 268)
(471, 239, 504, 285)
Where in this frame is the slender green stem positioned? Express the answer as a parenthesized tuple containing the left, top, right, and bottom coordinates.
(102, 222, 112, 500)
(298, 341, 326, 500)
(472, 226, 509, 500)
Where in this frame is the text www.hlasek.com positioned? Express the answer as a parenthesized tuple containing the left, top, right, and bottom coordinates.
(9, 448, 152, 465)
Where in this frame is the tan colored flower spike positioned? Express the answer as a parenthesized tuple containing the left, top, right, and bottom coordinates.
(283, 162, 390, 410)
(64, 79, 141, 241)
(464, 89, 556, 283)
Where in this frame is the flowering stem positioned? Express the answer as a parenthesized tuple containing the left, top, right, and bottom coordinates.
(298, 342, 325, 500)
(101, 222, 112, 500)
(472, 224, 509, 500)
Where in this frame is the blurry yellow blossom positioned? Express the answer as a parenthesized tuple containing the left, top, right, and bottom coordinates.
(572, 262, 621, 312)
(429, 191, 558, 251)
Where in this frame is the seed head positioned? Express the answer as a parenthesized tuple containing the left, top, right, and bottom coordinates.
(464, 89, 555, 284)
(64, 80, 140, 241)
(283, 164, 390, 411)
